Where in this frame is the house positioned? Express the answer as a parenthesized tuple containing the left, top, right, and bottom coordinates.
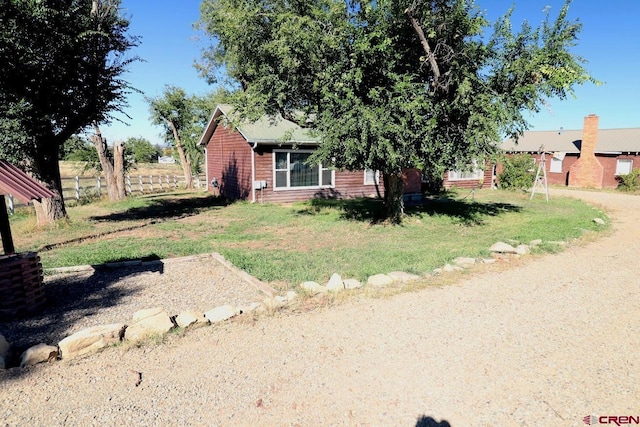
(501, 114, 640, 189)
(198, 105, 422, 203)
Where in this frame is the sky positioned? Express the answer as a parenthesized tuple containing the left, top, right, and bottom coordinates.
(101, 0, 640, 146)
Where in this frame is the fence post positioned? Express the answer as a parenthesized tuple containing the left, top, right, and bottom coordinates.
(7, 195, 14, 215)
(75, 176, 80, 200)
(149, 175, 154, 192)
(97, 176, 101, 196)
(195, 175, 201, 189)
(126, 175, 132, 195)
(173, 175, 178, 189)
(139, 175, 144, 193)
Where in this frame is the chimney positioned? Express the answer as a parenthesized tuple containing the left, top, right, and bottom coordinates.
(568, 114, 604, 188)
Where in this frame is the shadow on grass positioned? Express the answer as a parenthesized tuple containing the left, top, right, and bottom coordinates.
(0, 260, 164, 373)
(89, 194, 229, 222)
(297, 196, 521, 225)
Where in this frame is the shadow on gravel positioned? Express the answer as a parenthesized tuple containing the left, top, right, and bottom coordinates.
(89, 194, 229, 223)
(415, 415, 452, 427)
(0, 262, 163, 372)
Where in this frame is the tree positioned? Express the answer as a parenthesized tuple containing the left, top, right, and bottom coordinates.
(89, 123, 126, 200)
(197, 0, 597, 223)
(125, 137, 161, 164)
(147, 86, 227, 186)
(0, 0, 138, 224)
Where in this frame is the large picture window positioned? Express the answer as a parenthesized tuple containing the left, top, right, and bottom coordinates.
(274, 150, 333, 189)
(448, 162, 484, 181)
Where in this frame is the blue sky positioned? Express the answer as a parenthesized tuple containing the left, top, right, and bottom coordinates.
(101, 0, 640, 146)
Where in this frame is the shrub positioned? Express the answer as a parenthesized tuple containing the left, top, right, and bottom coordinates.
(498, 154, 535, 190)
(616, 168, 640, 192)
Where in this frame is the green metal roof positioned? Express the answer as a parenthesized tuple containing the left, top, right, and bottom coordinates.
(198, 104, 319, 147)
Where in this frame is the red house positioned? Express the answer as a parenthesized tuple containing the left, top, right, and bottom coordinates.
(198, 105, 422, 203)
(501, 114, 640, 189)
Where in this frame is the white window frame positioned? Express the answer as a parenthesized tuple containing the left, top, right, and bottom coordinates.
(549, 157, 563, 173)
(273, 149, 334, 190)
(615, 159, 633, 176)
(448, 161, 484, 181)
(364, 169, 380, 185)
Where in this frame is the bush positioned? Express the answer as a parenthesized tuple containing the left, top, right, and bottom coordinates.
(498, 154, 535, 190)
(616, 168, 640, 192)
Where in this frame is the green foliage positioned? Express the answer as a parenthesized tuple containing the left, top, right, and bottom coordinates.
(616, 169, 640, 192)
(125, 137, 161, 164)
(197, 0, 598, 222)
(0, 0, 139, 221)
(498, 154, 535, 190)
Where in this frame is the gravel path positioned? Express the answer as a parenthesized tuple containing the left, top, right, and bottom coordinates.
(1, 189, 639, 426)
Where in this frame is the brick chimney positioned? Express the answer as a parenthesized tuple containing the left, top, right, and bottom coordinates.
(568, 114, 604, 188)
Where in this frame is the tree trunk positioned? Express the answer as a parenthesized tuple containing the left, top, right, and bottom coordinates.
(90, 123, 124, 201)
(167, 119, 193, 189)
(383, 172, 405, 224)
(113, 140, 126, 198)
(32, 142, 68, 225)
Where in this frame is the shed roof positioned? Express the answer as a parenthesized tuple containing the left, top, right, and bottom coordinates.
(501, 128, 640, 154)
(198, 104, 319, 147)
(0, 160, 55, 203)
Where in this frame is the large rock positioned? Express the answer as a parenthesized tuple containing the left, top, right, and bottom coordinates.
(388, 271, 421, 282)
(20, 344, 58, 368)
(366, 274, 394, 287)
(343, 279, 363, 290)
(124, 307, 174, 342)
(0, 334, 9, 359)
(204, 305, 237, 323)
(300, 281, 327, 295)
(58, 324, 125, 360)
(516, 244, 530, 255)
(489, 242, 518, 254)
(325, 273, 345, 292)
(175, 310, 208, 328)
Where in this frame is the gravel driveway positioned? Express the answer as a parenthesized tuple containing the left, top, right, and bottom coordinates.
(1, 189, 639, 426)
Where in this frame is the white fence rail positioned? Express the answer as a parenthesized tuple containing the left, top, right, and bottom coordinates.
(5, 173, 206, 214)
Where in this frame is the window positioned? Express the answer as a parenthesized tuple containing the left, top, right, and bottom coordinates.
(448, 162, 484, 181)
(616, 159, 633, 175)
(364, 169, 379, 185)
(549, 157, 563, 173)
(274, 150, 333, 189)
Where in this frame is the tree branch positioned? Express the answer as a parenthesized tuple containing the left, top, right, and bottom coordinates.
(405, 8, 441, 89)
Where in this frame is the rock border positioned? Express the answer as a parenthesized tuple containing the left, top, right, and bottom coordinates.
(1, 229, 598, 370)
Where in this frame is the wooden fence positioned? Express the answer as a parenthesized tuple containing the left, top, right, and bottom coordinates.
(5, 173, 206, 214)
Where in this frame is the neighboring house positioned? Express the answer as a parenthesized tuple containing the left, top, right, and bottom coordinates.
(198, 105, 423, 203)
(158, 156, 176, 164)
(501, 114, 640, 189)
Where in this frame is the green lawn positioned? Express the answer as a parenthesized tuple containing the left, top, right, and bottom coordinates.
(11, 189, 609, 285)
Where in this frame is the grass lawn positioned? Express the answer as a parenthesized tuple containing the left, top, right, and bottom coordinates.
(10, 188, 609, 286)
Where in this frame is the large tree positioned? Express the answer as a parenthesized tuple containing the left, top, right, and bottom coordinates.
(197, 0, 597, 223)
(0, 0, 138, 224)
(147, 86, 228, 187)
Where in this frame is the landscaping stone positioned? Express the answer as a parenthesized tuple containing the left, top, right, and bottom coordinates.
(387, 271, 420, 282)
(442, 264, 463, 272)
(176, 310, 208, 328)
(529, 239, 543, 246)
(593, 218, 605, 225)
(285, 291, 298, 301)
(20, 344, 58, 368)
(343, 279, 363, 290)
(489, 241, 518, 254)
(452, 257, 476, 268)
(204, 305, 237, 323)
(300, 281, 327, 295)
(125, 307, 174, 342)
(481, 258, 497, 264)
(238, 302, 263, 313)
(366, 274, 394, 287)
(58, 324, 125, 360)
(516, 244, 531, 255)
(326, 273, 345, 292)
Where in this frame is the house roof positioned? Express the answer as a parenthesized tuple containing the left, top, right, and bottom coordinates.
(0, 160, 55, 203)
(501, 127, 640, 154)
(198, 104, 319, 147)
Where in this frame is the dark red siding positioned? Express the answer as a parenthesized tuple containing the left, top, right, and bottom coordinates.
(443, 162, 495, 190)
(205, 125, 252, 199)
